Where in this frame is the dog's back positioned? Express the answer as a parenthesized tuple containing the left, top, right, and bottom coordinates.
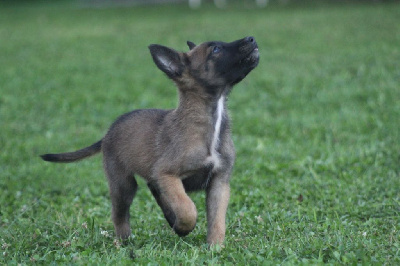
(102, 109, 170, 179)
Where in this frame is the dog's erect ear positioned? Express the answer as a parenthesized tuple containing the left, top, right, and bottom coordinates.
(187, 41, 196, 50)
(148, 44, 184, 78)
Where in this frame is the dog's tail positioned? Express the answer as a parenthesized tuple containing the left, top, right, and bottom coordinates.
(41, 140, 102, 163)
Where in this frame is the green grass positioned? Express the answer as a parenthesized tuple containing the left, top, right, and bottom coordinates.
(1, 1, 400, 264)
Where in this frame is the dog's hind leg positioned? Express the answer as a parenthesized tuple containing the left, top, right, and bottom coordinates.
(104, 159, 138, 239)
(148, 175, 197, 237)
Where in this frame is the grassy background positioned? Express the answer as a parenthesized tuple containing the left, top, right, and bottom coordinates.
(1, 1, 399, 264)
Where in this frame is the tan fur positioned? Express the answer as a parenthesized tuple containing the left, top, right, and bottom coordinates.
(159, 175, 198, 233)
(207, 181, 230, 245)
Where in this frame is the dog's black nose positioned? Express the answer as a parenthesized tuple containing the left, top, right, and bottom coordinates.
(246, 36, 255, 43)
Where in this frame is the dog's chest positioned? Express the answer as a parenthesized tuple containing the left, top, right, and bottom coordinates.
(182, 98, 225, 191)
(205, 96, 224, 169)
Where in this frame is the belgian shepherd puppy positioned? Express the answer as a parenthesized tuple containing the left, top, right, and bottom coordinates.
(41, 36, 259, 245)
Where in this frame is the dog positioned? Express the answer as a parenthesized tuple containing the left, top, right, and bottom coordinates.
(41, 36, 259, 245)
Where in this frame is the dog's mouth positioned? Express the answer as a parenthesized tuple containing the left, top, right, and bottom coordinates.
(249, 46, 259, 60)
(240, 45, 259, 67)
(229, 45, 259, 85)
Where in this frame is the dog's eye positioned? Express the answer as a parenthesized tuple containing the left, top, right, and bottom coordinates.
(212, 46, 221, 54)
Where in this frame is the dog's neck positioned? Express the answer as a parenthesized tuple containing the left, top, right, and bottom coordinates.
(175, 86, 229, 122)
(175, 86, 228, 168)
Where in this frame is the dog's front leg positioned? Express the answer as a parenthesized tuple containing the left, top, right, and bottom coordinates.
(206, 176, 230, 246)
(148, 175, 197, 236)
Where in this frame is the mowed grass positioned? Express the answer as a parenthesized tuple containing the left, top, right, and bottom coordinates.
(1, 1, 400, 264)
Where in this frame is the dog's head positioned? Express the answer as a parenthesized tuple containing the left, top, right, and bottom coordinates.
(149, 37, 259, 96)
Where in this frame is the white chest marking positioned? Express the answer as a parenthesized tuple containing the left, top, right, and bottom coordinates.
(207, 96, 224, 169)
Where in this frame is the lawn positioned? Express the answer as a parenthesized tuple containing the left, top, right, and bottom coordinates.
(1, 0, 399, 264)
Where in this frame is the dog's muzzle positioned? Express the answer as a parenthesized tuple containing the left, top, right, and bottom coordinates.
(240, 36, 260, 67)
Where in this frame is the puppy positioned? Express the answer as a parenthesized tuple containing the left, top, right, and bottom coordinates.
(42, 36, 259, 245)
